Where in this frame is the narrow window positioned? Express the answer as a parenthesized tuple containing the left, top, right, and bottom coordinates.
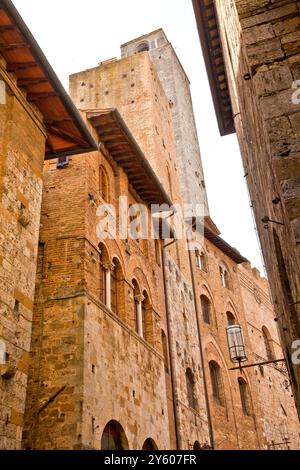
(238, 378, 251, 416)
(186, 368, 198, 410)
(201, 295, 211, 325)
(226, 311, 236, 326)
(209, 361, 224, 406)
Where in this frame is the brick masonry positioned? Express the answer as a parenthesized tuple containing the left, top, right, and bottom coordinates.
(214, 0, 300, 417)
(0, 57, 46, 449)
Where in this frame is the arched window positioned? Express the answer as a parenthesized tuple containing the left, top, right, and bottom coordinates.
(262, 326, 275, 361)
(111, 258, 123, 315)
(238, 378, 251, 416)
(195, 250, 207, 272)
(99, 243, 109, 305)
(142, 438, 158, 450)
(136, 42, 149, 53)
(101, 420, 129, 450)
(161, 329, 169, 373)
(201, 295, 212, 325)
(99, 165, 109, 202)
(186, 368, 198, 411)
(219, 262, 230, 289)
(209, 361, 224, 406)
(226, 311, 236, 326)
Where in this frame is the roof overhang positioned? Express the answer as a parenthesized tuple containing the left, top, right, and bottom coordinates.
(190, 218, 248, 264)
(87, 108, 173, 208)
(192, 0, 235, 136)
(0, 0, 98, 159)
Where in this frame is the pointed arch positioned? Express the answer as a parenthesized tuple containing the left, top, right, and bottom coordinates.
(142, 438, 158, 450)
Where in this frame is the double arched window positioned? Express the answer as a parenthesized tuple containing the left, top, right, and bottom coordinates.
(219, 262, 230, 289)
(195, 250, 208, 272)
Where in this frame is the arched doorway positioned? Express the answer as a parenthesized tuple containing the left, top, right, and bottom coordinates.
(101, 420, 129, 450)
(142, 438, 158, 450)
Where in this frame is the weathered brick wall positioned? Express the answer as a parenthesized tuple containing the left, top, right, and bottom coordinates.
(70, 54, 211, 449)
(239, 263, 300, 449)
(23, 147, 174, 449)
(192, 236, 300, 449)
(215, 0, 300, 416)
(192, 239, 262, 449)
(0, 58, 46, 449)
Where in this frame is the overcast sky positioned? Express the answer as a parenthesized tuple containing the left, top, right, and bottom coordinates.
(14, 0, 264, 272)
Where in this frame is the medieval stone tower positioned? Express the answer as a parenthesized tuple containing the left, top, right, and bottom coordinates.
(121, 29, 210, 218)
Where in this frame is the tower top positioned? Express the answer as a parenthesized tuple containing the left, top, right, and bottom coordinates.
(121, 28, 169, 58)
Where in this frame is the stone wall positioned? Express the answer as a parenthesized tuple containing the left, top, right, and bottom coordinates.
(214, 0, 300, 416)
(191, 234, 300, 449)
(0, 58, 46, 449)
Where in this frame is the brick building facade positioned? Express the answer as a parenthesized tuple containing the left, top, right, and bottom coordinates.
(0, 1, 299, 450)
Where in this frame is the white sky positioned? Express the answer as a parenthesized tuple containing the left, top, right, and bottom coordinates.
(14, 0, 264, 272)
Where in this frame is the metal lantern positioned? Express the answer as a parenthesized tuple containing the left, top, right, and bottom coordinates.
(226, 325, 247, 364)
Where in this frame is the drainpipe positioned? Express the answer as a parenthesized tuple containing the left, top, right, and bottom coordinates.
(161, 240, 182, 450)
(187, 239, 215, 450)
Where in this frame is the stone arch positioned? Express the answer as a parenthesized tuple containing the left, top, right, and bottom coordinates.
(101, 420, 129, 450)
(142, 438, 158, 450)
(132, 266, 153, 305)
(136, 41, 150, 53)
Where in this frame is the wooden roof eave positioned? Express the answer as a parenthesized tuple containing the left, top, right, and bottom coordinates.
(87, 108, 173, 209)
(0, 0, 98, 158)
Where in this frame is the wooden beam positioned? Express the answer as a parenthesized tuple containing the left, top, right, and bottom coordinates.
(0, 42, 27, 51)
(0, 25, 16, 33)
(27, 91, 57, 101)
(47, 125, 88, 147)
(7, 61, 37, 71)
(44, 117, 74, 124)
(18, 77, 48, 86)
